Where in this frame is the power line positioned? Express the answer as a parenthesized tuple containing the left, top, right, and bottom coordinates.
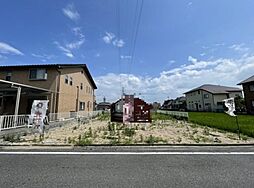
(126, 0, 144, 95)
(127, 0, 140, 76)
(129, 0, 144, 67)
(116, 0, 122, 97)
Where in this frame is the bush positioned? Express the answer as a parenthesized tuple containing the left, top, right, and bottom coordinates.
(122, 128, 136, 137)
(145, 135, 167, 144)
(76, 138, 92, 146)
(98, 112, 110, 121)
(108, 122, 115, 132)
(3, 134, 20, 143)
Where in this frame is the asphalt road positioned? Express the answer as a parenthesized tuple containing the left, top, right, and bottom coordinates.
(0, 146, 254, 188)
(0, 149, 254, 188)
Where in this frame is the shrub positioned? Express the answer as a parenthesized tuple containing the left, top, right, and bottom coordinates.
(145, 135, 167, 144)
(3, 134, 20, 143)
(76, 138, 92, 146)
(122, 128, 136, 137)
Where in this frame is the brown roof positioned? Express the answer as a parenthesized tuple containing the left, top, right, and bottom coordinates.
(238, 75, 254, 85)
(184, 84, 242, 94)
(0, 63, 97, 89)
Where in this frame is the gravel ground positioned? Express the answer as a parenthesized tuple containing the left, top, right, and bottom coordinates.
(3, 118, 253, 145)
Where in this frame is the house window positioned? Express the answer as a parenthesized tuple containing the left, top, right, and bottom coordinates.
(81, 71, 84, 74)
(249, 84, 254, 92)
(87, 101, 90, 109)
(5, 71, 12, 81)
(204, 94, 209, 99)
(29, 69, 47, 80)
(79, 102, 85, 111)
(198, 90, 200, 94)
(252, 101, 254, 108)
(70, 77, 73, 86)
(65, 75, 68, 84)
(80, 83, 83, 90)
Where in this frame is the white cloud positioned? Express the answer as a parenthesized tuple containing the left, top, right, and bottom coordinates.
(188, 2, 193, 6)
(95, 55, 254, 103)
(102, 32, 125, 48)
(102, 32, 115, 44)
(62, 4, 80, 22)
(54, 41, 74, 58)
(65, 39, 85, 50)
(31, 53, 54, 59)
(120, 55, 132, 59)
(0, 42, 24, 55)
(215, 43, 225, 46)
(72, 27, 85, 38)
(113, 39, 125, 48)
(31, 53, 55, 62)
(66, 27, 85, 50)
(54, 27, 85, 58)
(169, 60, 176, 64)
(229, 43, 249, 52)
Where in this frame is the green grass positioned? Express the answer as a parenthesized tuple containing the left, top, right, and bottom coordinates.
(189, 112, 254, 137)
(152, 112, 173, 121)
(97, 112, 110, 121)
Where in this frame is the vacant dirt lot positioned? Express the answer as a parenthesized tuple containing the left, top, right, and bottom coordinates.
(5, 117, 253, 145)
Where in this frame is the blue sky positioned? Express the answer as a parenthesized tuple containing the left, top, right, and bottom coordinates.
(1, 0, 254, 102)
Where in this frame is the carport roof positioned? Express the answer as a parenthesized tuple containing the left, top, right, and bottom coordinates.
(0, 79, 52, 93)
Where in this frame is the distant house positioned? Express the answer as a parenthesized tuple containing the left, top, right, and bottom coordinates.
(238, 75, 254, 114)
(151, 102, 161, 111)
(161, 97, 186, 111)
(96, 97, 111, 111)
(111, 95, 152, 123)
(184, 84, 242, 112)
(0, 64, 97, 115)
(161, 99, 174, 110)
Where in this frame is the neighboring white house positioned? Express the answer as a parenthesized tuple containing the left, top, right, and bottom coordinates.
(184, 84, 242, 112)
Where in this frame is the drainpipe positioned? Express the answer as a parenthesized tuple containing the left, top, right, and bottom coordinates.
(76, 86, 80, 112)
(54, 68, 61, 113)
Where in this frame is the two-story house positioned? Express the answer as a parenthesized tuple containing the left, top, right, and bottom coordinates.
(0, 64, 97, 115)
(238, 75, 254, 114)
(184, 84, 242, 112)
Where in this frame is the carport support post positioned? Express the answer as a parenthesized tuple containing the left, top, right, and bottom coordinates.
(14, 87, 21, 126)
(14, 86, 21, 116)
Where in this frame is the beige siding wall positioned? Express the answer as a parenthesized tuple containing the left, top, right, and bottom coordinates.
(0, 68, 58, 91)
(0, 66, 96, 114)
(0, 67, 59, 114)
(57, 67, 95, 113)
